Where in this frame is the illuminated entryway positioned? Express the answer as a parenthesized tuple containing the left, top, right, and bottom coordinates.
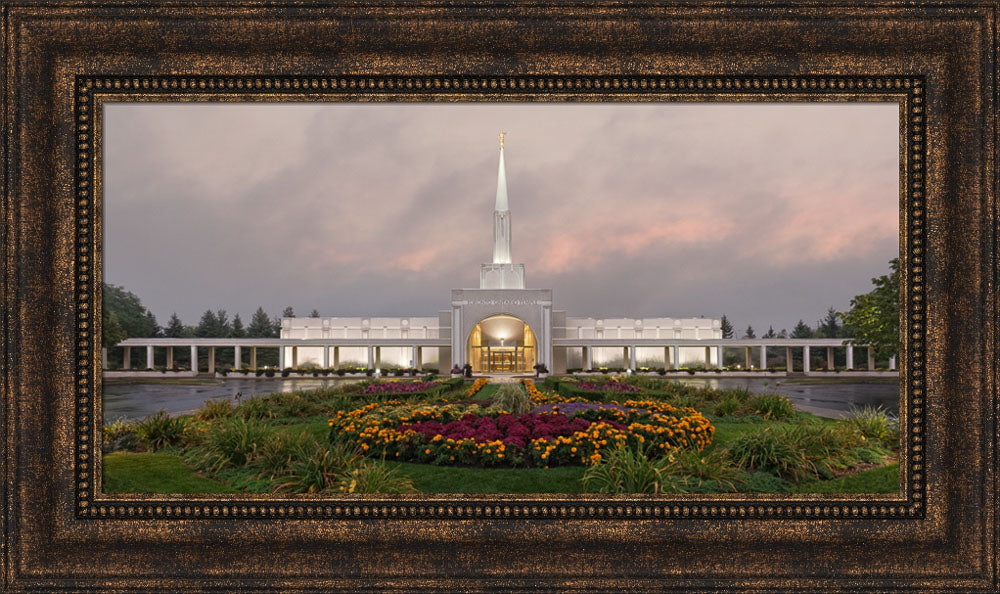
(466, 314, 537, 373)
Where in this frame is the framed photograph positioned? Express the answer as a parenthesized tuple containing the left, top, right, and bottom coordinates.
(3, 2, 997, 591)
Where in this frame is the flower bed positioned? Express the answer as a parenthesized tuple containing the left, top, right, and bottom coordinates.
(329, 398, 714, 468)
(360, 380, 439, 396)
(575, 379, 641, 394)
(465, 378, 488, 397)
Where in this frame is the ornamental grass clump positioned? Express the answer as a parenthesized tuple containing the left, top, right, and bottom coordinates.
(713, 397, 742, 418)
(277, 439, 363, 493)
(136, 410, 188, 452)
(727, 428, 813, 482)
(488, 383, 532, 415)
(334, 459, 417, 494)
(235, 396, 276, 420)
(102, 418, 140, 454)
(200, 416, 271, 470)
(746, 394, 795, 420)
(844, 405, 898, 447)
(195, 398, 234, 422)
(581, 445, 670, 494)
(660, 449, 745, 493)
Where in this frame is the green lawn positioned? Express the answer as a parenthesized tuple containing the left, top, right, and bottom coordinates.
(103, 452, 237, 493)
(387, 461, 587, 493)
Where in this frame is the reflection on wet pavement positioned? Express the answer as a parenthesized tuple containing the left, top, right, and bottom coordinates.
(102, 376, 899, 423)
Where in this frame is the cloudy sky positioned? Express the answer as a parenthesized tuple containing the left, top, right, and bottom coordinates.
(103, 101, 899, 335)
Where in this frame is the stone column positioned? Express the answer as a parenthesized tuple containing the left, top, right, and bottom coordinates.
(146, 345, 154, 370)
(846, 344, 854, 370)
(889, 355, 896, 371)
(744, 346, 752, 369)
(101, 347, 108, 369)
(672, 345, 680, 370)
(367, 345, 374, 370)
(122, 346, 131, 370)
(411, 345, 418, 369)
(826, 346, 834, 369)
(334, 346, 340, 369)
(292, 346, 298, 368)
(166, 346, 174, 368)
(415, 346, 423, 369)
(323, 345, 330, 368)
(760, 345, 767, 369)
(278, 346, 285, 369)
(802, 345, 810, 373)
(704, 346, 712, 369)
(208, 346, 216, 374)
(190, 345, 198, 372)
(234, 345, 242, 370)
(629, 345, 637, 371)
(868, 347, 876, 371)
(663, 346, 670, 369)
(585, 346, 593, 371)
(715, 345, 723, 370)
(622, 346, 628, 369)
(785, 347, 793, 372)
(250, 347, 257, 370)
(376, 346, 382, 370)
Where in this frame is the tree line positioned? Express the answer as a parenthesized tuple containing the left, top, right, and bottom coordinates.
(718, 258, 899, 362)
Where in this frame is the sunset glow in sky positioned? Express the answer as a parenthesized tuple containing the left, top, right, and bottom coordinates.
(104, 102, 899, 335)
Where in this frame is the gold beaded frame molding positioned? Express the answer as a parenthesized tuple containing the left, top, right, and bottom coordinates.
(4, 3, 998, 592)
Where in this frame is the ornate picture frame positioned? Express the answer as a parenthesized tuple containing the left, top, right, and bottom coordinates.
(2, 2, 996, 590)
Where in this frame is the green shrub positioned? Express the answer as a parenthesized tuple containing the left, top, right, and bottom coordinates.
(727, 428, 813, 482)
(195, 398, 234, 422)
(747, 394, 795, 420)
(844, 405, 898, 447)
(102, 418, 140, 454)
(582, 445, 672, 494)
(256, 430, 319, 480)
(332, 459, 416, 494)
(136, 410, 187, 452)
(488, 383, 532, 415)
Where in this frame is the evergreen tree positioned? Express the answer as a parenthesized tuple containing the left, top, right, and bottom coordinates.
(145, 311, 162, 338)
(164, 312, 185, 338)
(720, 314, 734, 339)
(216, 309, 232, 337)
(282, 306, 295, 318)
(231, 313, 246, 338)
(195, 310, 219, 337)
(310, 309, 321, 318)
(247, 307, 274, 338)
(819, 306, 841, 338)
(743, 325, 755, 339)
(840, 258, 899, 360)
(271, 316, 282, 337)
(791, 319, 814, 339)
(762, 326, 776, 338)
(777, 328, 788, 338)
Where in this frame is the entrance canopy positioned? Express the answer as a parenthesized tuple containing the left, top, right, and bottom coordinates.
(466, 314, 537, 373)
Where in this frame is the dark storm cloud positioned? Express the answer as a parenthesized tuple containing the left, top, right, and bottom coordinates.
(103, 102, 898, 333)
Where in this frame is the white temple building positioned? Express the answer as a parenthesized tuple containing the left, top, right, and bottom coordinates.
(279, 133, 722, 373)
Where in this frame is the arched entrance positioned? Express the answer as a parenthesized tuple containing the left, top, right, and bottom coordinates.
(466, 314, 537, 374)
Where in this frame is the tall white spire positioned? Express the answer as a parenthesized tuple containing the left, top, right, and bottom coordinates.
(492, 131, 512, 264)
(495, 132, 509, 212)
(480, 131, 525, 289)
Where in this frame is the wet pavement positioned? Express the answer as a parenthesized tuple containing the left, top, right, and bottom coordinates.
(102, 375, 899, 423)
(666, 377, 899, 419)
(102, 377, 360, 422)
